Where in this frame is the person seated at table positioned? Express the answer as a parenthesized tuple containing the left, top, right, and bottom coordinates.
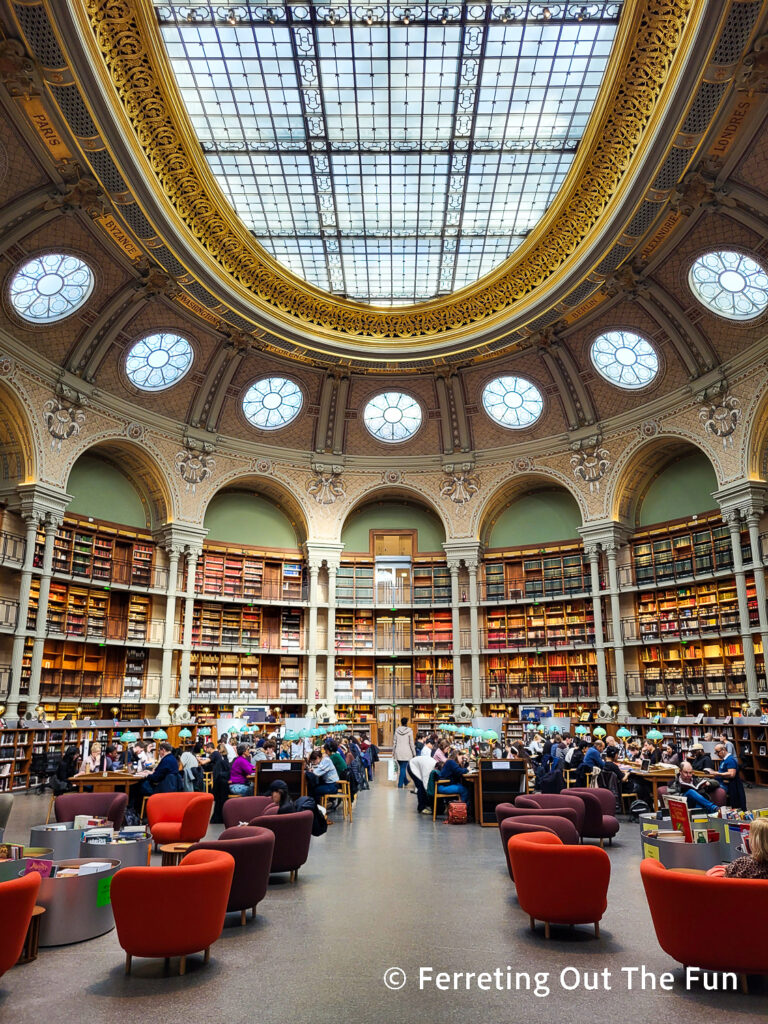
(600, 747, 630, 786)
(640, 740, 662, 765)
(105, 743, 123, 769)
(324, 740, 348, 781)
(179, 745, 202, 792)
(50, 744, 81, 795)
(704, 743, 747, 810)
(624, 741, 642, 762)
(132, 740, 153, 770)
(604, 735, 622, 758)
(84, 741, 114, 773)
(661, 742, 681, 766)
(305, 747, 340, 803)
(576, 739, 605, 787)
(439, 747, 472, 815)
(408, 747, 437, 813)
(667, 760, 721, 813)
(229, 745, 255, 796)
(139, 741, 182, 797)
(432, 739, 450, 766)
(724, 818, 768, 879)
(688, 742, 714, 772)
(266, 778, 295, 814)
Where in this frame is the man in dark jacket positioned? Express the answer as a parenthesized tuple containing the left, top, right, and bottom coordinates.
(139, 741, 181, 796)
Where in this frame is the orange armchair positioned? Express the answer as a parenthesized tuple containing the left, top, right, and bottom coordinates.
(641, 858, 768, 978)
(508, 832, 611, 939)
(111, 849, 234, 975)
(0, 873, 41, 978)
(146, 792, 213, 845)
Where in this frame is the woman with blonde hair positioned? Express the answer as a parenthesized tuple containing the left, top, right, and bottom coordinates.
(725, 818, 768, 879)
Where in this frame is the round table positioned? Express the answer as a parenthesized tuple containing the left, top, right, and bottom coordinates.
(160, 842, 193, 867)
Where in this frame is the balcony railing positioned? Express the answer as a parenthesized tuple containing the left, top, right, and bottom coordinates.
(45, 615, 166, 644)
(483, 676, 600, 700)
(616, 671, 753, 701)
(52, 558, 169, 591)
(0, 600, 18, 633)
(39, 672, 163, 701)
(621, 610, 756, 642)
(469, 627, 597, 650)
(0, 531, 25, 567)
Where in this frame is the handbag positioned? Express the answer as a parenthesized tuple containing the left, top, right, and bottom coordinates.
(387, 758, 399, 782)
(445, 801, 468, 824)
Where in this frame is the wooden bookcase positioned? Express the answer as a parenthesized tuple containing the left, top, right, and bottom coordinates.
(481, 542, 591, 602)
(483, 599, 596, 649)
(193, 546, 306, 603)
(336, 561, 374, 605)
(630, 513, 751, 586)
(412, 562, 451, 605)
(39, 516, 163, 589)
(334, 656, 374, 701)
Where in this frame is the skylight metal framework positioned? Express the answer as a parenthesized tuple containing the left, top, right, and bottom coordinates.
(155, 2, 622, 304)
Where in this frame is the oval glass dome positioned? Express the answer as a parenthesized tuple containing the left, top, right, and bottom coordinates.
(363, 392, 422, 443)
(10, 253, 94, 324)
(590, 329, 659, 389)
(688, 250, 768, 320)
(125, 332, 193, 391)
(242, 377, 304, 430)
(482, 376, 543, 429)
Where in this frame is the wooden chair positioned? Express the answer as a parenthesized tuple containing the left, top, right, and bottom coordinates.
(432, 778, 458, 821)
(321, 780, 353, 822)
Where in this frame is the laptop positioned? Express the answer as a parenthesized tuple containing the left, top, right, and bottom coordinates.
(640, 758, 650, 771)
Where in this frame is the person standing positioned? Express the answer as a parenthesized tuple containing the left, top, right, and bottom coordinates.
(408, 748, 437, 813)
(392, 718, 416, 789)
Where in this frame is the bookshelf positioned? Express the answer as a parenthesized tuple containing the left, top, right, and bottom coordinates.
(481, 543, 591, 602)
(335, 610, 374, 652)
(630, 513, 751, 586)
(412, 562, 451, 605)
(483, 600, 595, 649)
(334, 657, 375, 701)
(44, 516, 163, 589)
(628, 578, 754, 642)
(192, 546, 306, 602)
(413, 609, 452, 651)
(336, 561, 374, 605)
(414, 657, 452, 699)
(485, 650, 598, 699)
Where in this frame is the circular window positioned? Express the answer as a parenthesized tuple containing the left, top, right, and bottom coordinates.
(590, 330, 659, 389)
(242, 377, 303, 430)
(688, 250, 768, 320)
(363, 392, 422, 443)
(125, 333, 193, 391)
(482, 376, 543, 429)
(9, 253, 94, 323)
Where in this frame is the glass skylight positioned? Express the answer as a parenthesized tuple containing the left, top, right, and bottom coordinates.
(242, 376, 303, 429)
(688, 251, 768, 321)
(155, 3, 623, 304)
(482, 375, 543, 428)
(125, 332, 193, 390)
(590, 329, 658, 389)
(363, 391, 422, 442)
(10, 253, 94, 323)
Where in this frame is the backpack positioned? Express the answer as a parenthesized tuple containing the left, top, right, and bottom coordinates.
(294, 795, 327, 836)
(445, 801, 468, 825)
(539, 768, 565, 794)
(123, 807, 141, 827)
(629, 798, 651, 822)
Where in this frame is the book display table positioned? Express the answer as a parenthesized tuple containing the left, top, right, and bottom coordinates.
(37, 858, 120, 946)
(80, 835, 151, 868)
(640, 830, 723, 871)
(29, 823, 83, 860)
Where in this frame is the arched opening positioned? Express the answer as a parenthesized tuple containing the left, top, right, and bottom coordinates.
(340, 497, 446, 553)
(204, 489, 301, 550)
(479, 475, 585, 549)
(0, 383, 36, 488)
(611, 440, 719, 528)
(67, 453, 148, 528)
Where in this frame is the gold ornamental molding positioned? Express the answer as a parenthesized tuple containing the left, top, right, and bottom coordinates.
(22, 0, 713, 355)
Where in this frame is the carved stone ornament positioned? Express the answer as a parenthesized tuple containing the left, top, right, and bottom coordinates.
(571, 445, 611, 493)
(514, 457, 533, 472)
(44, 177, 106, 218)
(137, 263, 181, 299)
(0, 355, 15, 378)
(42, 398, 85, 451)
(175, 448, 215, 493)
(441, 471, 480, 505)
(668, 172, 734, 216)
(0, 139, 7, 188)
(306, 470, 345, 505)
(383, 469, 402, 484)
(640, 419, 659, 438)
(125, 421, 144, 440)
(736, 35, 768, 95)
(0, 39, 37, 98)
(700, 394, 740, 448)
(254, 458, 272, 474)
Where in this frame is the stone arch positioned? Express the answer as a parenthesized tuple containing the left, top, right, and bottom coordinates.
(0, 378, 38, 488)
(743, 376, 768, 481)
(64, 438, 175, 529)
(337, 482, 451, 547)
(475, 470, 589, 546)
(608, 433, 722, 526)
(200, 472, 310, 547)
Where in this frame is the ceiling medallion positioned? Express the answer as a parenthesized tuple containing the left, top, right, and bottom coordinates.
(75, 0, 694, 345)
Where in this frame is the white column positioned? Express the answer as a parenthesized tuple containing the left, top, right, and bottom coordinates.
(326, 564, 337, 706)
(585, 544, 608, 704)
(605, 544, 628, 715)
(158, 547, 181, 720)
(306, 562, 320, 700)
(746, 510, 768, 692)
(7, 515, 41, 715)
(27, 514, 61, 707)
(724, 510, 759, 705)
(468, 561, 481, 706)
(448, 560, 461, 705)
(178, 548, 200, 711)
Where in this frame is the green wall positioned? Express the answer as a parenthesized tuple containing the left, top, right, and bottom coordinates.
(488, 490, 581, 547)
(638, 451, 718, 526)
(341, 500, 445, 552)
(204, 491, 299, 548)
(67, 455, 147, 528)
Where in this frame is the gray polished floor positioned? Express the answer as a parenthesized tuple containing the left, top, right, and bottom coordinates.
(2, 781, 767, 1022)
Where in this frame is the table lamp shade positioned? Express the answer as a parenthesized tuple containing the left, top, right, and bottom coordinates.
(593, 726, 607, 737)
(646, 728, 664, 741)
(152, 729, 167, 740)
(616, 727, 631, 739)
(178, 728, 192, 738)
(575, 725, 588, 735)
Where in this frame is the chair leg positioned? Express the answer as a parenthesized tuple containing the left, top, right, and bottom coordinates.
(599, 837, 604, 847)
(740, 974, 748, 994)
(290, 869, 296, 883)
(240, 909, 247, 926)
(203, 947, 210, 964)
(45, 794, 55, 825)
(252, 905, 257, 919)
(608, 837, 612, 847)
(179, 956, 186, 976)
(529, 916, 535, 931)
(125, 953, 132, 976)
(595, 921, 600, 938)
(164, 957, 170, 972)
(544, 922, 551, 940)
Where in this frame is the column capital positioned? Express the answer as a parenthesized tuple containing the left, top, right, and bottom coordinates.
(8, 483, 72, 525)
(442, 539, 483, 571)
(714, 481, 768, 521)
(578, 520, 632, 551)
(152, 523, 207, 555)
(303, 541, 345, 572)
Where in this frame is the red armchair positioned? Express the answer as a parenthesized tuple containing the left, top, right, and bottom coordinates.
(641, 858, 768, 981)
(222, 795, 274, 829)
(187, 826, 275, 925)
(515, 794, 586, 835)
(146, 792, 213, 845)
(0, 873, 41, 978)
(508, 831, 611, 938)
(247, 811, 313, 882)
(499, 816, 580, 880)
(495, 801, 580, 832)
(564, 788, 619, 845)
(55, 792, 128, 830)
(112, 849, 234, 975)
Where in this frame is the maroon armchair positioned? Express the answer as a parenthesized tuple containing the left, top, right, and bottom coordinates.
(54, 792, 128, 830)
(567, 788, 620, 845)
(495, 801, 580, 832)
(500, 816, 580, 880)
(187, 826, 275, 925)
(247, 811, 314, 882)
(515, 794, 586, 835)
(222, 796, 273, 829)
